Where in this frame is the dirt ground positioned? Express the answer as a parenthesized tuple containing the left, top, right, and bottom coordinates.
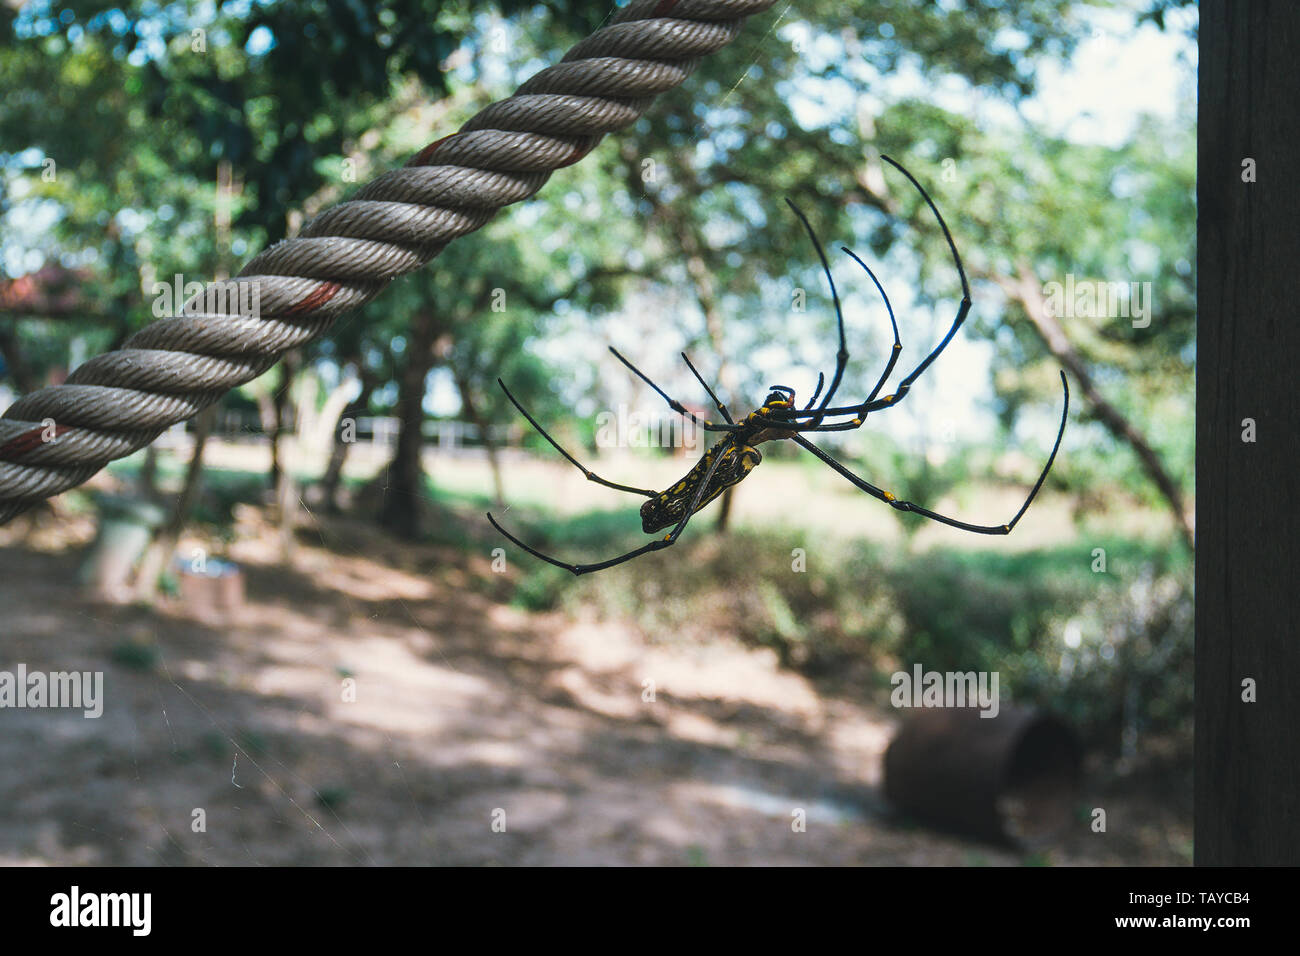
(0, 500, 1192, 866)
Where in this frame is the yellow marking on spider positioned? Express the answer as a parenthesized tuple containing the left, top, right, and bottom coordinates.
(851, 418, 861, 426)
(884, 491, 896, 501)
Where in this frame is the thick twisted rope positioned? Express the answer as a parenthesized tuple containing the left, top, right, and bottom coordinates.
(0, 0, 779, 524)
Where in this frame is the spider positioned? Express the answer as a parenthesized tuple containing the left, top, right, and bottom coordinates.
(487, 155, 1069, 576)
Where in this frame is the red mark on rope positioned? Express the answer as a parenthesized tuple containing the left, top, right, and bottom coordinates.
(410, 134, 458, 167)
(0, 423, 72, 459)
(284, 281, 342, 317)
(558, 141, 596, 167)
(652, 0, 680, 15)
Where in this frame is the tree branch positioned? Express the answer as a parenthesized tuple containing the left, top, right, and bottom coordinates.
(993, 260, 1195, 551)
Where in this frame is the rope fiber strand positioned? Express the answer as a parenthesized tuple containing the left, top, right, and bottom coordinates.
(0, 0, 780, 524)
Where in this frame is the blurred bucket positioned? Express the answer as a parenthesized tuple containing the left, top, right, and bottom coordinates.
(176, 556, 245, 619)
(883, 705, 1082, 846)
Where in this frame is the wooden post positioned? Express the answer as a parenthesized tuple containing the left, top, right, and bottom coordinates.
(1196, 2, 1300, 865)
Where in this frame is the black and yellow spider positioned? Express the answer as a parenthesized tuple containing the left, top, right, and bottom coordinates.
(487, 155, 1069, 575)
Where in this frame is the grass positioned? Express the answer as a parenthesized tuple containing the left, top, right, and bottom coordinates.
(491, 495, 1191, 752)
(100, 456, 1192, 757)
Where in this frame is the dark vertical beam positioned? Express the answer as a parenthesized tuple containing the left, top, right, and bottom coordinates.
(1196, 1, 1300, 865)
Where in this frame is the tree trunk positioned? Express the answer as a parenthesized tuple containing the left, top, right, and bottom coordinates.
(452, 370, 505, 508)
(266, 350, 300, 492)
(0, 323, 38, 395)
(667, 204, 738, 530)
(320, 370, 376, 513)
(133, 405, 216, 600)
(377, 308, 443, 537)
(620, 140, 739, 532)
(136, 444, 159, 499)
(275, 461, 299, 563)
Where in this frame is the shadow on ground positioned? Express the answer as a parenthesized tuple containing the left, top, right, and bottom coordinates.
(0, 507, 1191, 866)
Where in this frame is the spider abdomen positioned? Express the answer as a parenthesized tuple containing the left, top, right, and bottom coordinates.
(640, 441, 762, 533)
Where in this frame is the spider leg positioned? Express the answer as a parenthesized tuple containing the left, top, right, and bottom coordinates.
(496, 378, 657, 498)
(855, 153, 973, 416)
(790, 371, 1069, 533)
(753, 155, 971, 428)
(609, 346, 742, 433)
(765, 415, 875, 434)
(805, 372, 826, 410)
(679, 352, 734, 424)
(486, 435, 733, 575)
(840, 245, 902, 406)
(749, 237, 901, 433)
(785, 198, 849, 417)
(486, 513, 673, 575)
(750, 246, 902, 434)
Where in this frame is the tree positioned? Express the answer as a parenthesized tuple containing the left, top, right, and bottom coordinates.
(0, 0, 610, 542)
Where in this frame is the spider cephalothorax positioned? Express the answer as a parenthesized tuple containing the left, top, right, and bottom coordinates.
(487, 155, 1069, 576)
